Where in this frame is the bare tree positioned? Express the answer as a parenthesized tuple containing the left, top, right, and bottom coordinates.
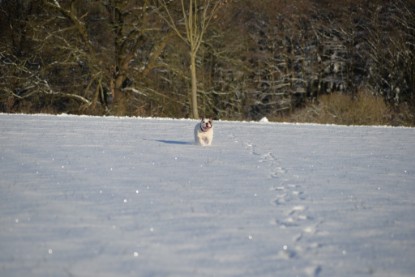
(155, 0, 225, 118)
(365, 0, 415, 106)
(45, 0, 163, 113)
(0, 51, 91, 112)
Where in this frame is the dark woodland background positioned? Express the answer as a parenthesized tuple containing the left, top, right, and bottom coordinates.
(1, 0, 414, 125)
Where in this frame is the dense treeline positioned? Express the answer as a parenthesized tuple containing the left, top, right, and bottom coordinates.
(0, 0, 414, 125)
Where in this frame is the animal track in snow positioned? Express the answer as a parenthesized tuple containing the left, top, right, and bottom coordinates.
(247, 145, 323, 275)
(269, 177, 322, 270)
(305, 265, 323, 277)
(256, 150, 288, 178)
(242, 140, 322, 271)
(271, 183, 307, 206)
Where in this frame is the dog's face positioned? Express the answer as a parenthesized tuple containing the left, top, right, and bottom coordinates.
(200, 118, 213, 131)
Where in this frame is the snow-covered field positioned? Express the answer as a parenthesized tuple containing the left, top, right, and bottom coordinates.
(1, 114, 414, 277)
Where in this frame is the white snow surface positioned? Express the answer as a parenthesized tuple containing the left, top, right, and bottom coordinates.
(1, 114, 415, 277)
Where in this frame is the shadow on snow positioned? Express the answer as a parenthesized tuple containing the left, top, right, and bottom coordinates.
(155, 139, 194, 145)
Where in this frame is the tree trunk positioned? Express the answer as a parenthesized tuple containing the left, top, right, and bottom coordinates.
(110, 70, 127, 115)
(110, 54, 132, 115)
(190, 51, 199, 119)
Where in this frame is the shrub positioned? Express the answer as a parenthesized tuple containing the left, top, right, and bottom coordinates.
(275, 89, 403, 126)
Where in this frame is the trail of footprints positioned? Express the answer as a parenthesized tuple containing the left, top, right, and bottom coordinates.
(245, 142, 323, 277)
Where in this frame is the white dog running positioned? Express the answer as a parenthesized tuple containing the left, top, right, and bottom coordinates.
(194, 118, 213, 146)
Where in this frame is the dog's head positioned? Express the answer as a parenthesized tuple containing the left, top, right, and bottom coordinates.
(200, 118, 213, 132)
